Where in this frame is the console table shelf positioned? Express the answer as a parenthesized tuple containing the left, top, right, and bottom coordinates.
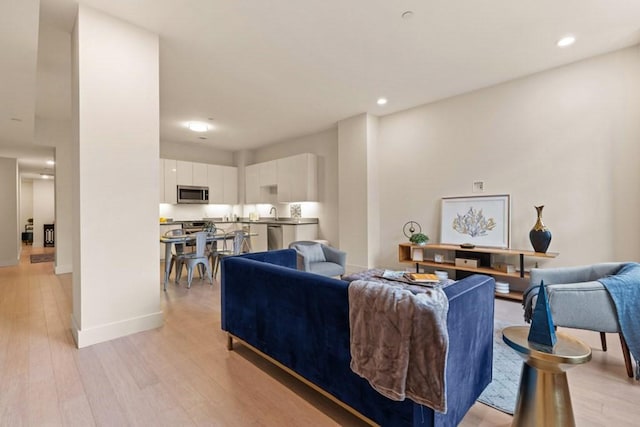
(398, 243, 558, 301)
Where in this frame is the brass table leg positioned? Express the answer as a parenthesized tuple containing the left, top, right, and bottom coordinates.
(512, 363, 575, 427)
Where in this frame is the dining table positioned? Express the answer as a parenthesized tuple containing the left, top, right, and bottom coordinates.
(160, 231, 255, 290)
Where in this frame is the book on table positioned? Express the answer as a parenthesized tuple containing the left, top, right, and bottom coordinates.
(404, 273, 440, 283)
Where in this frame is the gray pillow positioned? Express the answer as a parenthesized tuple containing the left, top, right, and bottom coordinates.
(296, 243, 326, 263)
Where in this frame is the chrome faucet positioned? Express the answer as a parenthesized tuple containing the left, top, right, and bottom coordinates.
(269, 206, 278, 220)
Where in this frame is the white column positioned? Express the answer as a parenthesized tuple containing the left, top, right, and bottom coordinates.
(0, 157, 19, 266)
(337, 113, 380, 271)
(71, 6, 162, 348)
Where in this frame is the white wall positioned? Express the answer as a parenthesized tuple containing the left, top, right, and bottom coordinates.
(376, 45, 640, 272)
(32, 179, 55, 248)
(71, 6, 162, 348)
(338, 114, 371, 270)
(161, 141, 234, 166)
(0, 157, 19, 266)
(20, 180, 33, 237)
(251, 127, 339, 245)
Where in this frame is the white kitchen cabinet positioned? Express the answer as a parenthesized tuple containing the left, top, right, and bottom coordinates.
(192, 162, 208, 186)
(176, 160, 193, 185)
(245, 163, 260, 203)
(245, 159, 281, 203)
(247, 223, 267, 252)
(259, 160, 277, 186)
(277, 153, 317, 202)
(207, 164, 238, 204)
(281, 223, 318, 249)
(207, 164, 224, 204)
(222, 166, 238, 204)
(163, 159, 177, 204)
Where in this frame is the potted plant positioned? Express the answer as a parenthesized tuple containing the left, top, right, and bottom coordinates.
(409, 232, 429, 246)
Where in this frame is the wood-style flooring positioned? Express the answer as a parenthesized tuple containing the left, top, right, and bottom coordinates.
(0, 245, 638, 426)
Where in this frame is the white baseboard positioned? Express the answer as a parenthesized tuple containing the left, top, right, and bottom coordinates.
(71, 311, 164, 349)
(55, 264, 72, 274)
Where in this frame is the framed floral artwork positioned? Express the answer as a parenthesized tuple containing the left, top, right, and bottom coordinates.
(440, 194, 510, 248)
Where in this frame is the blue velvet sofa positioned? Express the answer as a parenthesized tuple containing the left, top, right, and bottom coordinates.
(221, 249, 495, 426)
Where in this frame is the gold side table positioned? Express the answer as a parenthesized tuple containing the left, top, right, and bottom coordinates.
(502, 326, 591, 427)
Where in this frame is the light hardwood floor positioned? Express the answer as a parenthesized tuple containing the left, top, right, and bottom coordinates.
(1, 245, 638, 426)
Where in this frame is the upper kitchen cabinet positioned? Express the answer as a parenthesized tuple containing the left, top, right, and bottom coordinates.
(162, 159, 177, 204)
(176, 160, 192, 185)
(259, 160, 277, 186)
(245, 164, 260, 203)
(177, 160, 207, 186)
(207, 164, 224, 203)
(277, 153, 317, 202)
(222, 166, 238, 205)
(245, 160, 279, 203)
(207, 164, 238, 205)
(192, 162, 208, 186)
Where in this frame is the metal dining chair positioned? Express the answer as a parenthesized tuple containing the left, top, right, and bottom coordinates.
(175, 231, 213, 288)
(210, 230, 251, 278)
(163, 228, 186, 282)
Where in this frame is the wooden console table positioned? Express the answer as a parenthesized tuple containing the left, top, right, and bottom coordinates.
(398, 243, 558, 301)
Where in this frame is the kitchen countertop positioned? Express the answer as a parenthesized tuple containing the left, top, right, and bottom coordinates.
(206, 217, 319, 225)
(160, 218, 318, 226)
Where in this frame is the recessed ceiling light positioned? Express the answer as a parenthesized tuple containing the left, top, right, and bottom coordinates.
(10, 117, 22, 122)
(46, 160, 55, 165)
(557, 35, 576, 48)
(198, 136, 207, 140)
(377, 98, 388, 106)
(40, 173, 52, 179)
(187, 121, 209, 132)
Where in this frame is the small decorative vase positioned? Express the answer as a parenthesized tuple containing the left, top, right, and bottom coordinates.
(529, 205, 552, 253)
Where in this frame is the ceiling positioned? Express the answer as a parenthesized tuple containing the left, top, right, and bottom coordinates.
(2, 0, 640, 179)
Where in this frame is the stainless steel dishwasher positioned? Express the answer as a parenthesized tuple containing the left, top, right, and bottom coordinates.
(267, 225, 283, 250)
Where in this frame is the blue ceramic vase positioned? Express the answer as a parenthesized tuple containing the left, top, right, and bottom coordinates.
(529, 205, 552, 253)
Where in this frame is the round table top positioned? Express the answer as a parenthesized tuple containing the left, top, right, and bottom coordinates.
(503, 326, 592, 365)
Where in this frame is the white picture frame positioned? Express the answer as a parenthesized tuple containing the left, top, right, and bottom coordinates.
(440, 194, 511, 248)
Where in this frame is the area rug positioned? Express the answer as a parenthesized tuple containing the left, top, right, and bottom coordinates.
(30, 253, 54, 263)
(477, 319, 522, 415)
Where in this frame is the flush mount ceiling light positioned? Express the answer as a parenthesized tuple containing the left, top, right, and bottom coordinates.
(377, 98, 388, 106)
(187, 121, 209, 132)
(557, 35, 576, 48)
(46, 160, 55, 165)
(40, 173, 52, 179)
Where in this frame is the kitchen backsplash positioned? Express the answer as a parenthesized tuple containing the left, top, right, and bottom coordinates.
(159, 201, 320, 221)
(159, 204, 241, 221)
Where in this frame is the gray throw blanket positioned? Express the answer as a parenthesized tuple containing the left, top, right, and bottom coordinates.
(599, 262, 640, 380)
(348, 280, 449, 413)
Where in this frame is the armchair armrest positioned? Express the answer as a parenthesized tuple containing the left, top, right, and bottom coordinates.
(322, 245, 346, 267)
(530, 262, 624, 286)
(297, 251, 310, 271)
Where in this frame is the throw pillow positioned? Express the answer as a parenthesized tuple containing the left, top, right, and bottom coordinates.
(297, 243, 326, 263)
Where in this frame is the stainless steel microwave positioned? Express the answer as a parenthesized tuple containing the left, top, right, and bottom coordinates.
(177, 185, 209, 204)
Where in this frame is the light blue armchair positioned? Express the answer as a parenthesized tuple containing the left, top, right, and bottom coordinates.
(288, 241, 346, 277)
(523, 262, 634, 377)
